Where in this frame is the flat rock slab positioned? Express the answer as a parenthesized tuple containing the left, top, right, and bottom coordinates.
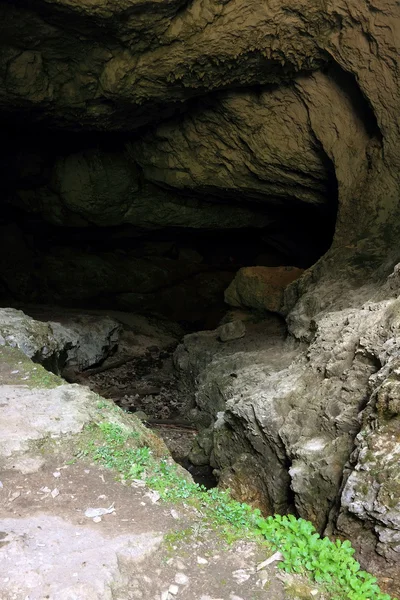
(0, 460, 301, 600)
(0, 515, 161, 600)
(0, 384, 98, 468)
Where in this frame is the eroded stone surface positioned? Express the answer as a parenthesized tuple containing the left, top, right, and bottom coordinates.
(177, 270, 400, 594)
(0, 307, 120, 371)
(0, 515, 161, 600)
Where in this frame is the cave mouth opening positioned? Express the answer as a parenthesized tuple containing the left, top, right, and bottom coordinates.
(0, 122, 338, 485)
(0, 119, 339, 333)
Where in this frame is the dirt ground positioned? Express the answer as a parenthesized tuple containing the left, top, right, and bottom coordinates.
(0, 456, 315, 600)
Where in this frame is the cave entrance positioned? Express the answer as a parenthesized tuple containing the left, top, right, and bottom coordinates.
(0, 124, 338, 487)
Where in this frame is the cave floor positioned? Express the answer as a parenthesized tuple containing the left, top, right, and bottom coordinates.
(69, 330, 208, 483)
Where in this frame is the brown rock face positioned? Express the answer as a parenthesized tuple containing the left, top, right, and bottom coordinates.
(225, 266, 304, 313)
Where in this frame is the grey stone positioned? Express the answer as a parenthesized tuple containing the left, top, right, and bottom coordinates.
(0, 307, 120, 373)
(176, 272, 400, 590)
(217, 321, 246, 343)
(0, 515, 161, 600)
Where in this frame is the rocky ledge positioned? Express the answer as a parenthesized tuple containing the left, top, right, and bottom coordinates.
(176, 265, 400, 596)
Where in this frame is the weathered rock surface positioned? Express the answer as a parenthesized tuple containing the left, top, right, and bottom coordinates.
(176, 267, 400, 595)
(225, 266, 304, 314)
(134, 87, 334, 208)
(0, 307, 120, 372)
(14, 146, 273, 230)
(4, 0, 399, 271)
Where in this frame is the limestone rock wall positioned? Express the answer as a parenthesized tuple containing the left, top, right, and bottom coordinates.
(176, 268, 400, 594)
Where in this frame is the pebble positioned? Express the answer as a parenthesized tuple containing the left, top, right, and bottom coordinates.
(257, 569, 269, 585)
(168, 584, 179, 595)
(93, 516, 102, 523)
(146, 490, 160, 504)
(232, 569, 250, 584)
(174, 572, 188, 585)
(51, 488, 59, 498)
(197, 556, 208, 565)
(53, 472, 61, 478)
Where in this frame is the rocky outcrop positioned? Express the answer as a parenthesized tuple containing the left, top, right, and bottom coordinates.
(13, 147, 273, 230)
(176, 266, 400, 595)
(0, 307, 120, 372)
(2, 0, 399, 272)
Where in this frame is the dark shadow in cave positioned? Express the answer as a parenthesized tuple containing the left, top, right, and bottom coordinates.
(0, 117, 339, 490)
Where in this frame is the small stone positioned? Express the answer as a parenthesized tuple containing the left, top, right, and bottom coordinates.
(175, 572, 189, 585)
(161, 591, 169, 600)
(168, 584, 179, 595)
(170, 509, 180, 520)
(11, 370, 19, 374)
(9, 491, 21, 502)
(217, 320, 246, 343)
(135, 411, 148, 421)
(53, 472, 61, 478)
(257, 569, 269, 584)
(51, 488, 59, 498)
(146, 490, 160, 504)
(311, 591, 319, 597)
(131, 479, 145, 488)
(197, 556, 208, 565)
(93, 516, 102, 523)
(232, 569, 250, 584)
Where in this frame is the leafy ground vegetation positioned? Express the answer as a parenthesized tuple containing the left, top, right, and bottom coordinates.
(76, 407, 396, 600)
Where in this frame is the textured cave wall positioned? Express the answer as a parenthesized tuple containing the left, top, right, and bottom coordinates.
(1, 0, 399, 277)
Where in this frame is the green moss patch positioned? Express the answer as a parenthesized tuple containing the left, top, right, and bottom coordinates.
(0, 346, 62, 388)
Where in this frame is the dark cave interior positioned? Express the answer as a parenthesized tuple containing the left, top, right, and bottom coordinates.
(0, 122, 338, 331)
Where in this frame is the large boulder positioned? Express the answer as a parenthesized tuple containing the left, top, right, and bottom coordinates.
(224, 266, 304, 313)
(0, 307, 121, 372)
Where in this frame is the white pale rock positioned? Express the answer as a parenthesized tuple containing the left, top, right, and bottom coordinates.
(168, 584, 179, 595)
(175, 572, 189, 585)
